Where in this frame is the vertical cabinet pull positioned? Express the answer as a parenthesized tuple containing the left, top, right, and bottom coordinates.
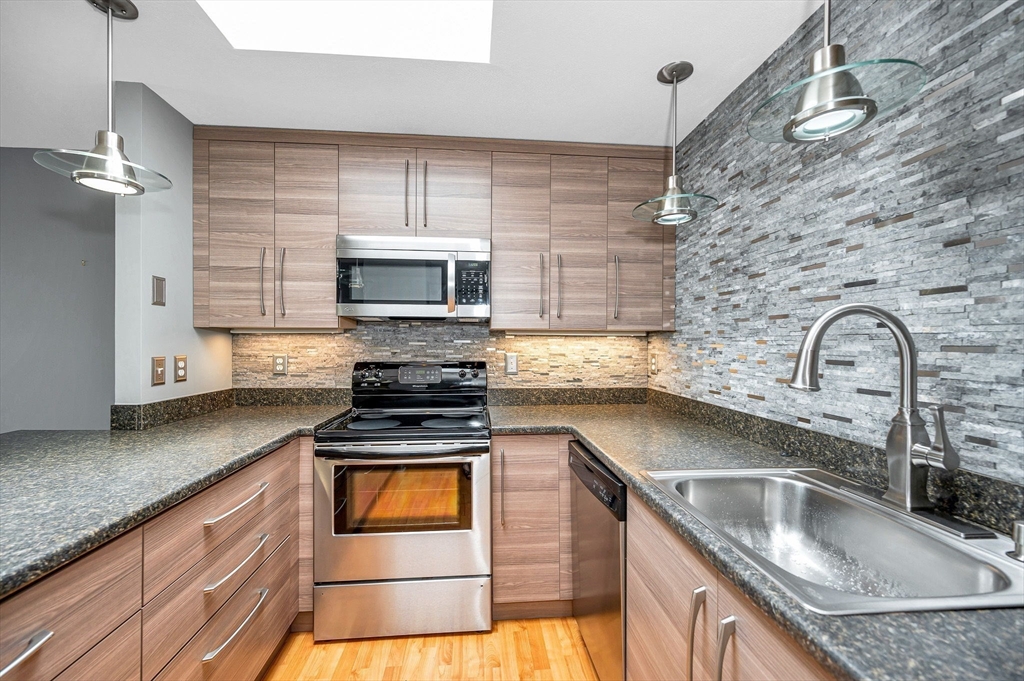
(556, 254, 563, 319)
(202, 587, 269, 663)
(687, 586, 707, 681)
(714, 615, 737, 681)
(499, 448, 505, 527)
(258, 246, 267, 316)
(279, 247, 286, 317)
(0, 630, 54, 679)
(404, 159, 409, 227)
(613, 254, 621, 319)
(422, 160, 428, 228)
(538, 253, 544, 318)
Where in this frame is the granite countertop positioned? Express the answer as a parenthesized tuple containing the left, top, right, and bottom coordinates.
(1, 402, 1020, 680)
(0, 405, 346, 598)
(489, 405, 1024, 681)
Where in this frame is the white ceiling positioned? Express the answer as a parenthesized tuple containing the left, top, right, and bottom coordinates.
(0, 0, 819, 150)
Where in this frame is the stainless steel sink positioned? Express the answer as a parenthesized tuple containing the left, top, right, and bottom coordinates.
(643, 468, 1024, 615)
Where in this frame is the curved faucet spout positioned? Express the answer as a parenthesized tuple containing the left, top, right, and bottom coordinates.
(789, 303, 918, 410)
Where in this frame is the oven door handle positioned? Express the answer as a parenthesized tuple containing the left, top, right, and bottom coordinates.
(317, 455, 481, 466)
(314, 443, 489, 457)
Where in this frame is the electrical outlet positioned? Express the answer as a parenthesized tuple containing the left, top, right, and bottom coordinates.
(650, 356, 658, 375)
(273, 354, 288, 375)
(152, 357, 166, 386)
(505, 352, 518, 375)
(174, 355, 187, 382)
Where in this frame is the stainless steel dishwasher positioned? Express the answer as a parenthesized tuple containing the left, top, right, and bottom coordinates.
(569, 440, 626, 681)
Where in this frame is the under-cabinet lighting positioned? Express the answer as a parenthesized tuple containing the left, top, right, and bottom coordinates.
(196, 0, 493, 63)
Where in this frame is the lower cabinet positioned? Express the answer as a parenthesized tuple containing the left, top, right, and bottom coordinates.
(625, 491, 833, 681)
(491, 434, 574, 615)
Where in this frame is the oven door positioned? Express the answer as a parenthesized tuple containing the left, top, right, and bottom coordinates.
(337, 249, 456, 318)
(313, 446, 491, 583)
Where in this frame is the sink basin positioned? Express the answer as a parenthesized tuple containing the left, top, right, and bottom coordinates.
(643, 468, 1024, 615)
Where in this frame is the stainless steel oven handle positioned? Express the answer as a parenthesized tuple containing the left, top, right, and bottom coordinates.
(447, 253, 457, 314)
(319, 455, 480, 467)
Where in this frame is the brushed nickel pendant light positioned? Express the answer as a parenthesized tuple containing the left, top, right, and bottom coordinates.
(34, 0, 171, 195)
(748, 0, 926, 144)
(632, 61, 717, 226)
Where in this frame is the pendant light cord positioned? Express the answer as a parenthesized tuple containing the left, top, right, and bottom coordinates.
(107, 5, 113, 131)
(671, 76, 677, 174)
(823, 0, 831, 48)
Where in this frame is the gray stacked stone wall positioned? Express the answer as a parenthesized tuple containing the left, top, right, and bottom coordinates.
(649, 0, 1024, 484)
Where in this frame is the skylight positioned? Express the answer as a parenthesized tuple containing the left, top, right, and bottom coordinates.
(196, 0, 493, 63)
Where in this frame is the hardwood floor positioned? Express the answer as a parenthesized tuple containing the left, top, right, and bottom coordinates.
(263, 618, 599, 681)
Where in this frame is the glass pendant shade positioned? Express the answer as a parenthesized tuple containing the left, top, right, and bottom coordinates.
(748, 2, 926, 144)
(32, 0, 171, 195)
(632, 61, 717, 226)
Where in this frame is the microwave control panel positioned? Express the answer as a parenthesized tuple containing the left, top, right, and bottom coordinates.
(455, 261, 489, 306)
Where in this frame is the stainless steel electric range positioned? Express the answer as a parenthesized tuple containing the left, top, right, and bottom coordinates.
(312, 361, 491, 641)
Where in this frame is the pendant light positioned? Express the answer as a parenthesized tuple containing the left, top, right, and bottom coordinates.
(747, 0, 926, 144)
(632, 62, 717, 226)
(33, 0, 171, 195)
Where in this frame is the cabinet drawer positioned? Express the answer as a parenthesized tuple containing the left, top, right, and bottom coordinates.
(142, 487, 297, 680)
(144, 440, 298, 602)
(54, 612, 141, 681)
(154, 534, 298, 681)
(0, 529, 141, 681)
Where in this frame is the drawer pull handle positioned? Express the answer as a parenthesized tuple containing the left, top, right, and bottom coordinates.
(0, 630, 53, 679)
(202, 587, 269, 663)
(204, 482, 269, 527)
(687, 586, 707, 681)
(204, 533, 270, 594)
(715, 615, 737, 681)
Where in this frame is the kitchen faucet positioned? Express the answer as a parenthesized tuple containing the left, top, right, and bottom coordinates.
(788, 303, 959, 511)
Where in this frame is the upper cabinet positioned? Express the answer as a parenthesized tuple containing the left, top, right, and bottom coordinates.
(491, 153, 551, 330)
(338, 146, 491, 239)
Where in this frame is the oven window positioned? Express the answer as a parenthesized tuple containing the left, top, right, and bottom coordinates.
(338, 258, 447, 305)
(333, 463, 473, 534)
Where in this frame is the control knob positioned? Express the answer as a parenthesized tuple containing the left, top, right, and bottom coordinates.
(471, 369, 479, 378)
(374, 369, 384, 380)
(459, 370, 467, 378)
(359, 369, 370, 380)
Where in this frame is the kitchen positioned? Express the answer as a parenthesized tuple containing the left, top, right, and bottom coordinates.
(0, 0, 1022, 680)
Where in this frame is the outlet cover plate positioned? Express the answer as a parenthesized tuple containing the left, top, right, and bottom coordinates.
(505, 352, 518, 375)
(152, 356, 166, 386)
(273, 354, 288, 375)
(174, 355, 187, 382)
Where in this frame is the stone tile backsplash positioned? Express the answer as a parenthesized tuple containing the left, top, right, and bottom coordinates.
(233, 324, 648, 390)
(650, 0, 1023, 485)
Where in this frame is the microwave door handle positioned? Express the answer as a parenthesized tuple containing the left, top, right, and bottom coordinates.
(447, 253, 457, 314)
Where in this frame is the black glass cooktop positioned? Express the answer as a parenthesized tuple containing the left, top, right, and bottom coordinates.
(315, 409, 490, 442)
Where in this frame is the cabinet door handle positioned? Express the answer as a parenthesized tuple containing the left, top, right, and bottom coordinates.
(259, 246, 267, 316)
(279, 247, 286, 317)
(714, 615, 737, 681)
(556, 254, 562, 319)
(687, 586, 707, 681)
(613, 254, 620, 320)
(499, 448, 505, 527)
(539, 253, 544, 318)
(0, 630, 53, 679)
(404, 159, 409, 227)
(422, 160, 428, 228)
(204, 533, 270, 593)
(204, 482, 268, 527)
(202, 587, 269, 663)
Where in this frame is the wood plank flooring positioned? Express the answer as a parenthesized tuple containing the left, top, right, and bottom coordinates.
(264, 618, 599, 681)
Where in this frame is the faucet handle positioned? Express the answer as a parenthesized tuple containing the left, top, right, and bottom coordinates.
(912, 405, 960, 471)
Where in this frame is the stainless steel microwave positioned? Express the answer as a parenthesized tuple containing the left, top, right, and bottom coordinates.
(336, 235, 490, 321)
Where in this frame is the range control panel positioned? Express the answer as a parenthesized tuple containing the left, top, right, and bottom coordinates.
(398, 365, 443, 384)
(456, 261, 489, 306)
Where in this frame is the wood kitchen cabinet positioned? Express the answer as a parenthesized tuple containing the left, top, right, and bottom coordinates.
(490, 152, 551, 329)
(626, 492, 832, 681)
(338, 146, 491, 239)
(550, 155, 609, 330)
(607, 158, 668, 331)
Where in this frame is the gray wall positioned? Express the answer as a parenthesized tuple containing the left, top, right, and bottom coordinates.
(649, 0, 1024, 484)
(0, 147, 115, 431)
(113, 82, 232, 405)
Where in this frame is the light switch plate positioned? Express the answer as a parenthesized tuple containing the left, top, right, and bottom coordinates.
(152, 356, 166, 386)
(505, 352, 518, 375)
(273, 354, 288, 375)
(174, 355, 187, 382)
